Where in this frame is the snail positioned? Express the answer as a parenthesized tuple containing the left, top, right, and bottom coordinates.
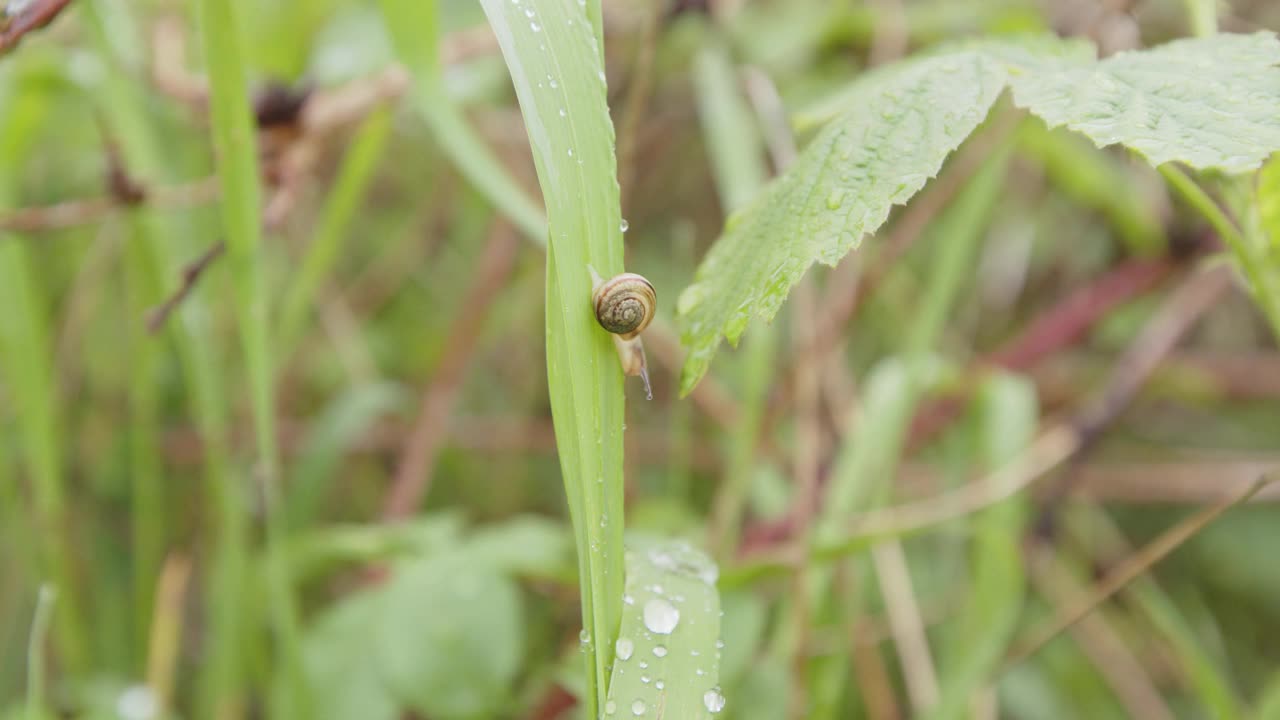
(591, 268, 656, 400)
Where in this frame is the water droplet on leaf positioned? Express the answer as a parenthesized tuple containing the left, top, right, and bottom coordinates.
(643, 598, 679, 634)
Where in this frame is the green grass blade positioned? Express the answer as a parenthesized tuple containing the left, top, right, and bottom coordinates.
(25, 585, 56, 720)
(280, 108, 393, 350)
(693, 40, 769, 213)
(477, 0, 627, 713)
(1065, 508, 1244, 719)
(0, 67, 88, 672)
(929, 374, 1036, 720)
(80, 3, 250, 712)
(798, 148, 1011, 716)
(690, 36, 776, 560)
(1258, 673, 1280, 719)
(380, 0, 546, 245)
(1259, 153, 1280, 251)
(606, 539, 723, 719)
(190, 0, 303, 712)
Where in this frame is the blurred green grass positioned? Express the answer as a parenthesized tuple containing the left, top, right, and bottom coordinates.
(1, 0, 1279, 718)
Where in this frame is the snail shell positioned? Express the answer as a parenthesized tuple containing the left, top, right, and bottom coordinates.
(593, 272, 656, 341)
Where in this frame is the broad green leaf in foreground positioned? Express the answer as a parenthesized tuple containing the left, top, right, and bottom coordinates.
(606, 539, 723, 718)
(676, 49, 1010, 393)
(678, 33, 1280, 393)
(295, 519, 552, 720)
(1006, 33, 1280, 174)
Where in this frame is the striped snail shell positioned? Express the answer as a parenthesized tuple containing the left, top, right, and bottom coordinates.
(593, 273, 656, 341)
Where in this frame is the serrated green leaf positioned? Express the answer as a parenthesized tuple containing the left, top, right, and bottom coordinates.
(606, 538, 723, 719)
(679, 33, 1280, 392)
(792, 36, 1092, 132)
(1007, 33, 1280, 174)
(676, 49, 1010, 394)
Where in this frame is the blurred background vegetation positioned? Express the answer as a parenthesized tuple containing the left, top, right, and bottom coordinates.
(1, 0, 1279, 718)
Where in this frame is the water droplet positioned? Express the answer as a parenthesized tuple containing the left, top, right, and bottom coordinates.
(568, 148, 575, 157)
(656, 680, 665, 690)
(704, 688, 726, 713)
(530, 21, 541, 32)
(605, 700, 617, 716)
(524, 7, 535, 17)
(641, 674, 651, 684)
(616, 637, 634, 661)
(619, 218, 629, 232)
(116, 686, 158, 720)
(623, 594, 635, 606)
(639, 660, 649, 669)
(631, 699, 646, 716)
(550, 79, 559, 88)
(653, 645, 667, 657)
(559, 108, 567, 117)
(580, 629, 591, 645)
(643, 598, 680, 635)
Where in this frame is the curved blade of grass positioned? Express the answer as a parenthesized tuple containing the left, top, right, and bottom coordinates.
(690, 37, 776, 561)
(477, 0, 626, 714)
(81, 2, 248, 712)
(1260, 153, 1280, 251)
(0, 63, 88, 672)
(1060, 505, 1251, 719)
(1258, 673, 1280, 719)
(25, 585, 56, 720)
(191, 0, 303, 712)
(280, 107, 393, 350)
(929, 374, 1036, 720)
(379, 0, 546, 245)
(606, 539, 723, 719)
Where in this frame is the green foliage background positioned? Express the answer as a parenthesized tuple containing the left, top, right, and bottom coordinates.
(2, 0, 1280, 718)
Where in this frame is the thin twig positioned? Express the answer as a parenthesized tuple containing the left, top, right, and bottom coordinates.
(873, 542, 940, 713)
(1034, 265, 1233, 527)
(906, 255, 1175, 448)
(0, 176, 221, 233)
(1029, 548, 1177, 720)
(1004, 473, 1274, 668)
(146, 241, 226, 333)
(382, 222, 521, 520)
(0, 0, 75, 54)
(723, 425, 1082, 584)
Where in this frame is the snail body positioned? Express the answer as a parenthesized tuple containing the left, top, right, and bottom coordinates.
(590, 269, 656, 400)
